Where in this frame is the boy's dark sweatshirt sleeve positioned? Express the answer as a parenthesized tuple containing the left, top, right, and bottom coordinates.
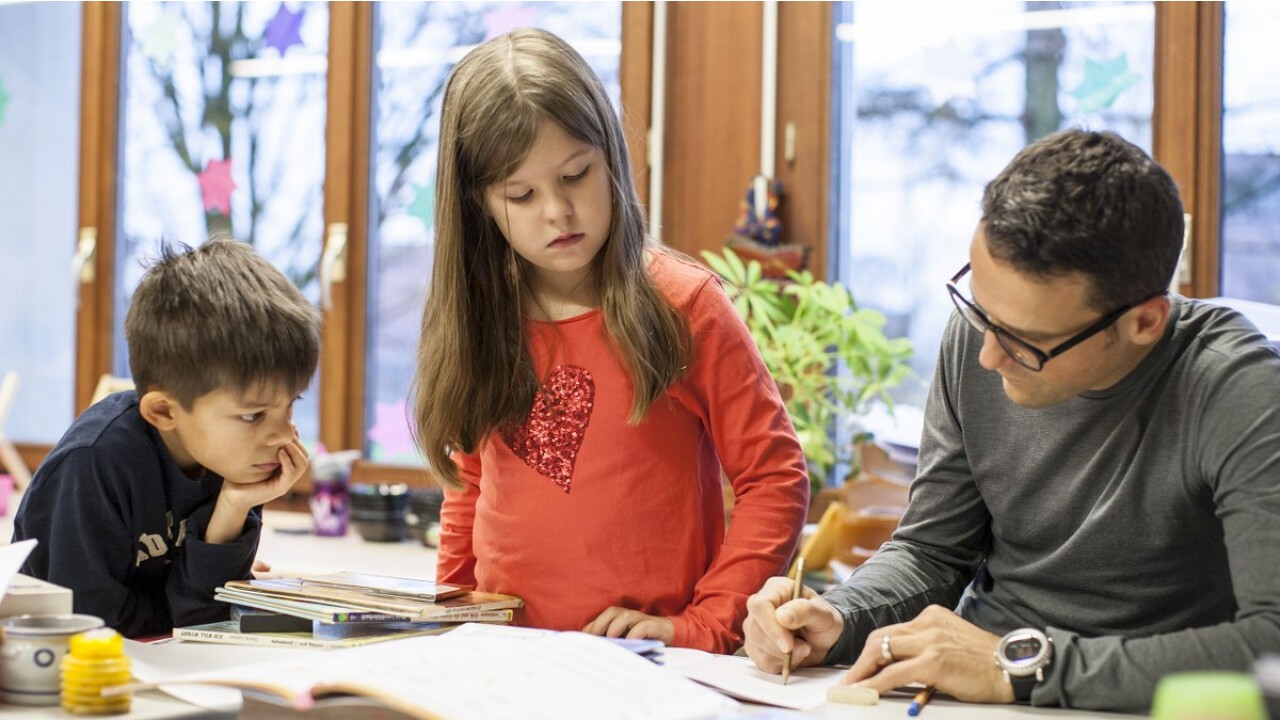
(14, 449, 257, 637)
(15, 449, 170, 637)
(166, 501, 260, 629)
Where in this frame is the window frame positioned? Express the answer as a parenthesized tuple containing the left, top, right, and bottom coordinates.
(10, 2, 1249, 495)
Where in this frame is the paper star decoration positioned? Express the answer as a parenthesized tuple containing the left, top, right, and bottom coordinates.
(0, 78, 10, 128)
(483, 6, 539, 41)
(263, 3, 306, 56)
(197, 159, 237, 215)
(409, 181, 434, 229)
(1070, 54, 1141, 114)
(366, 399, 420, 463)
(141, 11, 181, 69)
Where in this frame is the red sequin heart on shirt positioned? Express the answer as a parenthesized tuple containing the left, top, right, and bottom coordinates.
(500, 365, 595, 493)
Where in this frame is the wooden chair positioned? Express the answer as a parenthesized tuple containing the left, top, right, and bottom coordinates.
(790, 473, 911, 577)
(0, 371, 34, 490)
(91, 374, 135, 405)
(843, 472, 910, 515)
(833, 508, 902, 568)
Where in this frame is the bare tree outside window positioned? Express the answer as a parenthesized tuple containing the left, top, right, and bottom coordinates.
(834, 1, 1153, 419)
(365, 2, 622, 464)
(115, 1, 329, 441)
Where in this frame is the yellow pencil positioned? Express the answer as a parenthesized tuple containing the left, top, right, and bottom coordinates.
(781, 556, 805, 686)
(908, 686, 937, 716)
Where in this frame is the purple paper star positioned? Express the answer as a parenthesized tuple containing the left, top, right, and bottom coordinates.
(367, 399, 418, 462)
(263, 3, 306, 56)
(483, 6, 539, 41)
(197, 159, 237, 215)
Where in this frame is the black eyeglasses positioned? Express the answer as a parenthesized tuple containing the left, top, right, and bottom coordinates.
(946, 263, 1166, 371)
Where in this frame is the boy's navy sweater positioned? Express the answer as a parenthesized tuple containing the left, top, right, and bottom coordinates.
(12, 391, 260, 637)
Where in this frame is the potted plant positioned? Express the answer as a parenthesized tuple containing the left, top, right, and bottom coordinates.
(702, 248, 913, 495)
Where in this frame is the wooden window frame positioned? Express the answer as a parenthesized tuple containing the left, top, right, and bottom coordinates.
(1154, 2, 1223, 299)
(11, 2, 1240, 493)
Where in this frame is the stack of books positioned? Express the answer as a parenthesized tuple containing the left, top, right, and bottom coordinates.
(174, 572, 523, 649)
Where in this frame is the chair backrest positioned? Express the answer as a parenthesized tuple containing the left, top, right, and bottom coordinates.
(790, 500, 846, 576)
(833, 509, 902, 568)
(843, 472, 910, 515)
(91, 374, 135, 405)
(0, 371, 18, 423)
(0, 370, 33, 490)
(790, 474, 911, 577)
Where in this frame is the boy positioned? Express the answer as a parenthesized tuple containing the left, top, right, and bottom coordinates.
(13, 240, 320, 638)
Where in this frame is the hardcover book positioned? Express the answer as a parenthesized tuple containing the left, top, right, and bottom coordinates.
(232, 606, 314, 634)
(215, 582, 520, 624)
(111, 624, 738, 720)
(172, 619, 453, 650)
(296, 572, 471, 603)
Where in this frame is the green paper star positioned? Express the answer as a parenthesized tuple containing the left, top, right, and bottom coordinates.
(0, 79, 11, 127)
(409, 180, 435, 229)
(1070, 54, 1141, 114)
(142, 11, 181, 69)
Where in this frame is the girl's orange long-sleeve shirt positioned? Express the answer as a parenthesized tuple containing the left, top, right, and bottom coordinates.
(436, 253, 809, 653)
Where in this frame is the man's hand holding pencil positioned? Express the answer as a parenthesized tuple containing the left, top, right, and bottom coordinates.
(745, 583, 1017, 707)
(742, 571, 846, 675)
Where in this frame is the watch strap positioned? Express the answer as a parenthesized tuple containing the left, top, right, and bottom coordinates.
(1010, 674, 1036, 703)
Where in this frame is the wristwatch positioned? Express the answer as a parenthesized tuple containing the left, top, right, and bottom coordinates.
(994, 628, 1053, 703)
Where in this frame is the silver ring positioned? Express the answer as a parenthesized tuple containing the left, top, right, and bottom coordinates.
(880, 634, 894, 663)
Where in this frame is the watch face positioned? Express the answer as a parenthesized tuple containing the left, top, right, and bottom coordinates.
(1005, 637, 1044, 663)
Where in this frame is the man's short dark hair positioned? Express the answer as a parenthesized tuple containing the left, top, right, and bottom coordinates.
(124, 239, 321, 408)
(981, 129, 1185, 312)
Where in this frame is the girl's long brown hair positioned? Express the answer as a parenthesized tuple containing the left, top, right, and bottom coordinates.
(412, 28, 690, 488)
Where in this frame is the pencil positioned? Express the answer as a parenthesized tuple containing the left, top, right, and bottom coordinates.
(781, 556, 805, 686)
(907, 686, 936, 716)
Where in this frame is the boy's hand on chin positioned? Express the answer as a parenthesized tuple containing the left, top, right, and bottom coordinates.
(220, 435, 309, 512)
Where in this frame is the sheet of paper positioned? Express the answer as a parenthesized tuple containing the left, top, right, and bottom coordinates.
(126, 638, 316, 711)
(661, 647, 846, 710)
(0, 538, 37, 593)
(154, 630, 740, 720)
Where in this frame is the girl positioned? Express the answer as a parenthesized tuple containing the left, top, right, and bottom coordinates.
(413, 28, 809, 654)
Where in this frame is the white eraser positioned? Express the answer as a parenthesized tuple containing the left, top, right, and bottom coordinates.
(826, 684, 880, 705)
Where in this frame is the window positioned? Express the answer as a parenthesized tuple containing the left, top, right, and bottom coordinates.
(1219, 2, 1280, 304)
(113, 1, 330, 442)
(832, 1, 1155, 410)
(365, 2, 623, 465)
(0, 2, 82, 443)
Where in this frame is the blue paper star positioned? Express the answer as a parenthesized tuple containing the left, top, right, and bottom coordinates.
(263, 3, 306, 56)
(0, 79, 10, 127)
(409, 181, 435, 229)
(1070, 54, 1141, 113)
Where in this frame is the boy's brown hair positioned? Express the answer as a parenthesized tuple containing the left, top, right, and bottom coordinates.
(124, 240, 320, 408)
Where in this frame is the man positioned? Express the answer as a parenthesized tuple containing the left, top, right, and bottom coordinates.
(743, 129, 1280, 711)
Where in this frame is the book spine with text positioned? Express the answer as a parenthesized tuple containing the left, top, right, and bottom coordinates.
(173, 627, 339, 650)
(426, 609, 514, 622)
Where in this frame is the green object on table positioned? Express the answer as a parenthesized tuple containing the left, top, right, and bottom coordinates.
(1150, 671, 1266, 720)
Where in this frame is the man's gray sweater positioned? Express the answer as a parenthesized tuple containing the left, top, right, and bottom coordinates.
(824, 297, 1280, 711)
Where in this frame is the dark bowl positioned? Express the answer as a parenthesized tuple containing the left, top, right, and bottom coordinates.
(349, 483, 410, 510)
(351, 518, 409, 543)
(351, 507, 407, 522)
(408, 487, 444, 525)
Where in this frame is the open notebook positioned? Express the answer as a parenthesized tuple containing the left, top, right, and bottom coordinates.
(115, 624, 738, 720)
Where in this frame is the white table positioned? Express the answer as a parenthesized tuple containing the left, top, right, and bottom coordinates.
(1, 506, 434, 718)
(255, 509, 437, 579)
(0, 691, 235, 719)
(2, 508, 1141, 720)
